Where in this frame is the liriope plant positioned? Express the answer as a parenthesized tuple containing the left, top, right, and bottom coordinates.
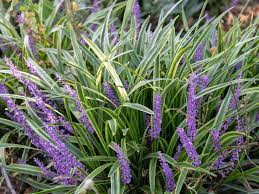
(0, 0, 258, 194)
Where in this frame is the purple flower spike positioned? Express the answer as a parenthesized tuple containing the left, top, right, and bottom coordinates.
(0, 83, 85, 185)
(179, 57, 185, 66)
(80, 31, 88, 46)
(0, 84, 41, 148)
(91, 0, 100, 31)
(151, 93, 162, 139)
(211, 129, 221, 152)
(63, 84, 94, 134)
(236, 116, 244, 145)
(59, 116, 73, 133)
(187, 73, 198, 141)
(230, 0, 239, 7)
(34, 158, 56, 179)
(197, 75, 209, 90)
(158, 151, 175, 192)
(221, 117, 233, 135)
(27, 28, 38, 59)
(17, 13, 24, 24)
(256, 112, 259, 122)
(213, 32, 218, 47)
(114, 143, 132, 184)
(176, 127, 201, 166)
(102, 81, 120, 107)
(194, 44, 204, 63)
(123, 80, 129, 91)
(25, 59, 37, 76)
(205, 11, 211, 22)
(92, 0, 100, 13)
(144, 113, 150, 129)
(229, 73, 242, 109)
(214, 154, 226, 176)
(236, 62, 242, 70)
(42, 123, 86, 185)
(228, 148, 240, 171)
(110, 23, 118, 44)
(133, 0, 141, 32)
(4, 57, 57, 125)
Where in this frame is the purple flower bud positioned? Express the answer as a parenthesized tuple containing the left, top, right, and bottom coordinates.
(229, 73, 242, 109)
(158, 151, 175, 192)
(114, 143, 132, 184)
(179, 57, 185, 66)
(17, 13, 24, 24)
(27, 29, 39, 59)
(123, 80, 129, 91)
(187, 73, 209, 141)
(205, 11, 211, 22)
(213, 154, 226, 176)
(211, 129, 221, 152)
(220, 118, 232, 135)
(4, 57, 22, 80)
(144, 113, 150, 129)
(144, 113, 151, 144)
(194, 44, 204, 63)
(173, 145, 182, 161)
(236, 116, 244, 145)
(213, 32, 218, 47)
(230, 0, 239, 7)
(102, 81, 120, 107)
(110, 23, 118, 44)
(228, 148, 240, 170)
(256, 112, 259, 122)
(17, 159, 26, 164)
(80, 32, 88, 46)
(59, 116, 73, 133)
(133, 0, 141, 32)
(187, 73, 198, 141)
(151, 93, 162, 139)
(176, 127, 201, 166)
(236, 62, 242, 70)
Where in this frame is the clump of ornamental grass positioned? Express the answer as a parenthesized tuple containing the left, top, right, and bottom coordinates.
(0, 0, 258, 193)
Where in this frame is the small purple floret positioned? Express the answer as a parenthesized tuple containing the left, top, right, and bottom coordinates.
(133, 0, 141, 32)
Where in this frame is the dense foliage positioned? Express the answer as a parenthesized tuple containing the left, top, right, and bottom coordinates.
(0, 0, 258, 194)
